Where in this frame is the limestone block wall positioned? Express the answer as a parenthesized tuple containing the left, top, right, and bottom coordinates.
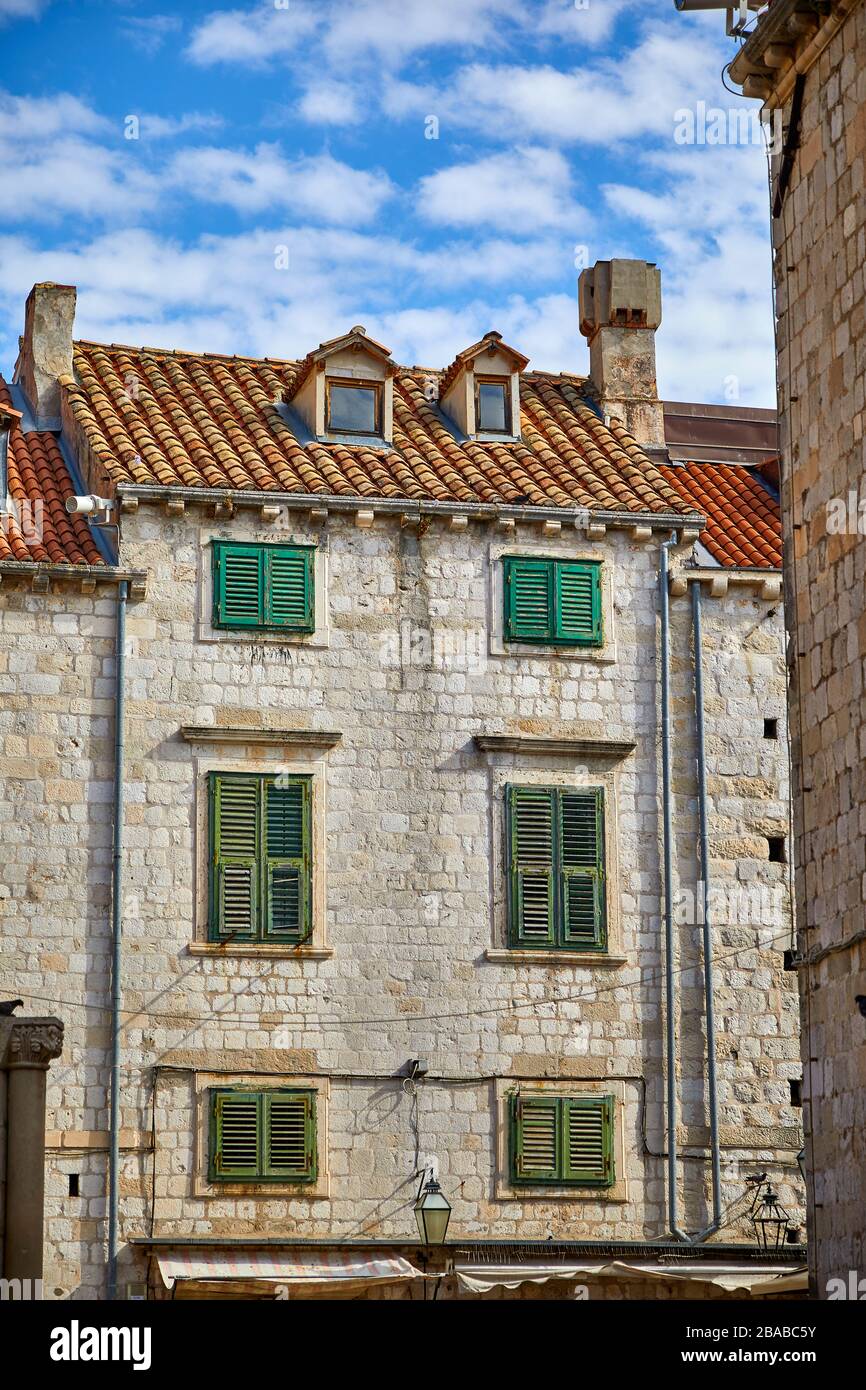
(1, 507, 801, 1298)
(770, 0, 866, 1294)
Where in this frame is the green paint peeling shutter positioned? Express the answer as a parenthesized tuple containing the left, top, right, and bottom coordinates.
(507, 785, 606, 951)
(512, 1093, 614, 1187)
(504, 556, 553, 641)
(210, 773, 260, 940)
(264, 778, 310, 941)
(209, 772, 312, 942)
(503, 556, 601, 646)
(560, 788, 606, 949)
(213, 541, 314, 633)
(563, 1096, 614, 1186)
(508, 785, 556, 945)
(210, 1089, 317, 1183)
(265, 1091, 316, 1180)
(555, 561, 602, 644)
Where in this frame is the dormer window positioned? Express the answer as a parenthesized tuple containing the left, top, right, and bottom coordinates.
(439, 332, 529, 442)
(476, 377, 511, 435)
(326, 379, 382, 437)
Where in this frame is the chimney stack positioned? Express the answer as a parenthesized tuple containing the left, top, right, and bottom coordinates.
(578, 259, 665, 450)
(15, 282, 76, 429)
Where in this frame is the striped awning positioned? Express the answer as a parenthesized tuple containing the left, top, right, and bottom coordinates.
(454, 1260, 804, 1294)
(157, 1250, 426, 1291)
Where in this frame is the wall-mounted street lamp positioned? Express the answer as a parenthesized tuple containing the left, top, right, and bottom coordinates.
(413, 1169, 452, 1246)
(750, 1180, 798, 1252)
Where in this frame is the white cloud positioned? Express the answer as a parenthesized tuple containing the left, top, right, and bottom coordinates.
(0, 0, 48, 21)
(298, 82, 362, 127)
(120, 13, 182, 56)
(0, 89, 108, 141)
(417, 147, 588, 233)
(135, 112, 223, 139)
(168, 147, 394, 224)
(186, 3, 319, 67)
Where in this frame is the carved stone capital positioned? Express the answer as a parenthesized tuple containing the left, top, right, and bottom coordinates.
(4, 1016, 64, 1070)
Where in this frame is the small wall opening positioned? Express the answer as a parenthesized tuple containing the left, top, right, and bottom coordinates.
(68, 1173, 79, 1198)
(767, 835, 786, 863)
(763, 717, 778, 739)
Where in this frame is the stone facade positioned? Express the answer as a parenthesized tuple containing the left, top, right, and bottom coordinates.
(732, 0, 866, 1297)
(0, 502, 801, 1298)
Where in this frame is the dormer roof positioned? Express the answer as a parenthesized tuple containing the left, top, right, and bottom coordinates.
(286, 325, 395, 402)
(439, 331, 530, 397)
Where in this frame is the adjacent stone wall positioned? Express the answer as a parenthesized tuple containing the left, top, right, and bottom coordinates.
(770, 0, 866, 1296)
(0, 507, 801, 1298)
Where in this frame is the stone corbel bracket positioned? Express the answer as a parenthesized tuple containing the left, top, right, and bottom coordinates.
(669, 566, 782, 602)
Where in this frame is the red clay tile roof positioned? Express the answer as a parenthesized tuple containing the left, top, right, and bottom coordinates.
(64, 342, 700, 517)
(0, 378, 103, 566)
(659, 461, 781, 569)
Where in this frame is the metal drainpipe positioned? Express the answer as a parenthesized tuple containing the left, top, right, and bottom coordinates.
(690, 577, 723, 1238)
(107, 580, 128, 1300)
(659, 535, 690, 1243)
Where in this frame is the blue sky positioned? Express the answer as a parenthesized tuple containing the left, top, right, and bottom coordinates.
(0, 0, 776, 404)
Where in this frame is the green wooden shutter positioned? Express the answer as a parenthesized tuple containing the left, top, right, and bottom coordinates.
(563, 1096, 614, 1186)
(504, 556, 554, 642)
(211, 1090, 261, 1179)
(512, 1095, 560, 1182)
(508, 785, 556, 945)
(210, 774, 260, 940)
(264, 1091, 316, 1181)
(214, 543, 264, 628)
(555, 561, 602, 645)
(263, 777, 311, 941)
(266, 547, 314, 632)
(559, 788, 606, 950)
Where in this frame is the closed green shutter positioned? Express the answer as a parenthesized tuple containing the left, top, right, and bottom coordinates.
(512, 1093, 614, 1187)
(563, 1096, 614, 1186)
(210, 773, 260, 940)
(209, 773, 312, 942)
(264, 1091, 316, 1180)
(507, 785, 606, 951)
(503, 556, 601, 646)
(264, 778, 310, 941)
(504, 556, 553, 642)
(210, 1089, 317, 1183)
(560, 789, 606, 949)
(213, 542, 314, 633)
(508, 786, 556, 945)
(555, 561, 602, 644)
(211, 1090, 260, 1179)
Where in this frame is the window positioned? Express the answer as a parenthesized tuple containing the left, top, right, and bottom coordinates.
(767, 835, 786, 863)
(511, 1093, 614, 1187)
(503, 556, 602, 646)
(212, 541, 314, 633)
(209, 1087, 316, 1183)
(325, 379, 382, 436)
(763, 717, 778, 739)
(208, 772, 312, 942)
(507, 784, 606, 951)
(476, 376, 511, 434)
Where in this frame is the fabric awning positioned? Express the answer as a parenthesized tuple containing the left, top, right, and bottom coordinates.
(157, 1250, 427, 1292)
(454, 1260, 804, 1295)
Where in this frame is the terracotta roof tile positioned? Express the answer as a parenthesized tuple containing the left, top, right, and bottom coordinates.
(0, 378, 103, 567)
(65, 342, 697, 519)
(659, 461, 782, 569)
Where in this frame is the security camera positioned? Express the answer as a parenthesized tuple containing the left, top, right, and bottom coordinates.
(65, 494, 114, 516)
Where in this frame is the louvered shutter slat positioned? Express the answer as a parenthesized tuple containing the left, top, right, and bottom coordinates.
(505, 558, 553, 641)
(556, 562, 601, 644)
(213, 1092, 260, 1178)
(509, 786, 555, 945)
(560, 789, 606, 949)
(265, 1093, 315, 1180)
(564, 1097, 614, 1185)
(514, 1097, 559, 1180)
(216, 545, 263, 627)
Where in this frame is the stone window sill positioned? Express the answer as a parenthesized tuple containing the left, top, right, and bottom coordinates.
(484, 949, 627, 967)
(187, 943, 334, 960)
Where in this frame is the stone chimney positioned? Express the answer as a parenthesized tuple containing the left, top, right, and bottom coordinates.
(578, 259, 665, 450)
(15, 283, 76, 429)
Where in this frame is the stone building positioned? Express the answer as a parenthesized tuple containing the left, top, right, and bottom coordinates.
(727, 0, 866, 1298)
(0, 266, 804, 1299)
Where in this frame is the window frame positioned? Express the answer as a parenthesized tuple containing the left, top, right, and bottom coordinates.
(208, 1085, 317, 1184)
(510, 1092, 615, 1188)
(325, 377, 383, 437)
(211, 540, 315, 635)
(505, 783, 607, 952)
(503, 555, 602, 647)
(475, 374, 512, 435)
(207, 770, 313, 944)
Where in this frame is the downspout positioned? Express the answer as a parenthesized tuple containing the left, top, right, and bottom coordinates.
(659, 534, 690, 1242)
(690, 578, 723, 1238)
(107, 580, 128, 1299)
